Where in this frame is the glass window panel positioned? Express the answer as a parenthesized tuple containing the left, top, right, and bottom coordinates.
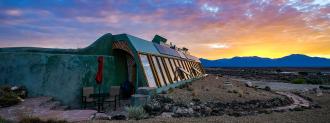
(177, 60, 187, 80)
(179, 60, 188, 79)
(171, 59, 181, 81)
(139, 54, 157, 88)
(184, 61, 191, 79)
(165, 58, 175, 82)
(152, 56, 166, 86)
(157, 57, 170, 84)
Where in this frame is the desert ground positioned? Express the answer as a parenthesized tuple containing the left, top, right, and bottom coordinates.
(2, 69, 330, 123)
(83, 73, 330, 123)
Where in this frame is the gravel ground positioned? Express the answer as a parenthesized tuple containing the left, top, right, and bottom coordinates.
(81, 93, 330, 123)
(80, 75, 330, 123)
(163, 75, 284, 103)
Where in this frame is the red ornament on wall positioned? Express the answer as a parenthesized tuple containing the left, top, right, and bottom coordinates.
(95, 56, 104, 85)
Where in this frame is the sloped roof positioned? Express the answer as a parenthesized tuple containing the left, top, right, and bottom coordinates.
(125, 34, 160, 54)
(124, 34, 200, 62)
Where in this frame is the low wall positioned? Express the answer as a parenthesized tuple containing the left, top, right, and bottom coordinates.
(0, 52, 115, 108)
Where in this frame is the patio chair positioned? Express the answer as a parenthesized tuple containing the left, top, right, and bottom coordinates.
(105, 86, 121, 110)
(82, 87, 95, 109)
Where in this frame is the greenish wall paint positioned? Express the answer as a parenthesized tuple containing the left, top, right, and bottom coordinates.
(0, 52, 116, 107)
(0, 33, 157, 104)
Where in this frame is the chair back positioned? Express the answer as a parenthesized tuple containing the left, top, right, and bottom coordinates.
(83, 87, 94, 97)
(110, 86, 120, 97)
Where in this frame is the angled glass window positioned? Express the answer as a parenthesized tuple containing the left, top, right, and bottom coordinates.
(178, 60, 188, 80)
(183, 60, 191, 79)
(164, 58, 175, 83)
(152, 56, 166, 86)
(157, 57, 170, 84)
(139, 54, 157, 88)
(171, 59, 181, 81)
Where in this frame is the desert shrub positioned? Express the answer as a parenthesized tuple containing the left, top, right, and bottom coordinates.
(187, 86, 194, 91)
(125, 106, 148, 120)
(0, 91, 20, 107)
(191, 91, 196, 97)
(306, 78, 324, 84)
(168, 88, 174, 93)
(298, 72, 308, 76)
(19, 117, 67, 123)
(264, 86, 271, 91)
(0, 116, 10, 123)
(291, 78, 306, 84)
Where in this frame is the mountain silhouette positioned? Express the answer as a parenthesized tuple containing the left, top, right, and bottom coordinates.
(200, 54, 330, 67)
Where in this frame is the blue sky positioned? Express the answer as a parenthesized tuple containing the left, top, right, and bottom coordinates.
(0, 0, 329, 59)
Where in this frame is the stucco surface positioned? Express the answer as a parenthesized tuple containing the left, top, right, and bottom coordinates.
(0, 52, 115, 107)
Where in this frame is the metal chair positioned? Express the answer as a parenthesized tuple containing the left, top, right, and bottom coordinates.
(105, 86, 121, 110)
(82, 87, 95, 109)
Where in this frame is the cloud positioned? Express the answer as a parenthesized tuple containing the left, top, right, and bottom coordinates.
(0, 0, 329, 59)
(208, 43, 229, 49)
(4, 9, 22, 16)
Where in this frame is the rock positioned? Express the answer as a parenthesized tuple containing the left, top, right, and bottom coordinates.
(245, 81, 253, 87)
(163, 104, 173, 112)
(159, 112, 173, 118)
(312, 103, 322, 108)
(319, 85, 330, 90)
(93, 113, 110, 120)
(293, 107, 304, 111)
(192, 98, 201, 103)
(204, 107, 212, 115)
(264, 86, 271, 91)
(316, 89, 323, 97)
(174, 107, 194, 117)
(111, 115, 127, 120)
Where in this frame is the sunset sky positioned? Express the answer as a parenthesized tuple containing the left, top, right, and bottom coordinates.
(0, 0, 329, 60)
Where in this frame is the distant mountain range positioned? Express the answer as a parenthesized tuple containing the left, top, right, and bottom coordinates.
(200, 54, 330, 67)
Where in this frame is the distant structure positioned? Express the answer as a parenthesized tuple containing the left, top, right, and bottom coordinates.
(0, 33, 205, 106)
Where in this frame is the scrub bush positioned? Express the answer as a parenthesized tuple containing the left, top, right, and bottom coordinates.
(125, 106, 148, 120)
(291, 78, 306, 84)
(0, 116, 10, 123)
(0, 90, 20, 107)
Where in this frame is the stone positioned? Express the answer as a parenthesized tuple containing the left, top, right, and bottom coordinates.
(245, 81, 253, 87)
(111, 115, 127, 120)
(264, 86, 271, 91)
(159, 112, 173, 118)
(316, 89, 323, 97)
(164, 104, 173, 112)
(93, 113, 110, 120)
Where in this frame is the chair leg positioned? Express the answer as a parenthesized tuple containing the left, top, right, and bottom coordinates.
(117, 96, 121, 107)
(114, 100, 117, 111)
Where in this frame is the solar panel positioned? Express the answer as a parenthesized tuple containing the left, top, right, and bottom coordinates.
(177, 51, 187, 59)
(185, 53, 200, 62)
(154, 44, 181, 57)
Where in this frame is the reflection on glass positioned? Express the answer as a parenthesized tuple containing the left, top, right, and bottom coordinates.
(157, 57, 169, 84)
(178, 60, 187, 80)
(170, 59, 180, 81)
(139, 54, 157, 87)
(183, 61, 191, 79)
(165, 58, 175, 82)
(152, 56, 166, 86)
